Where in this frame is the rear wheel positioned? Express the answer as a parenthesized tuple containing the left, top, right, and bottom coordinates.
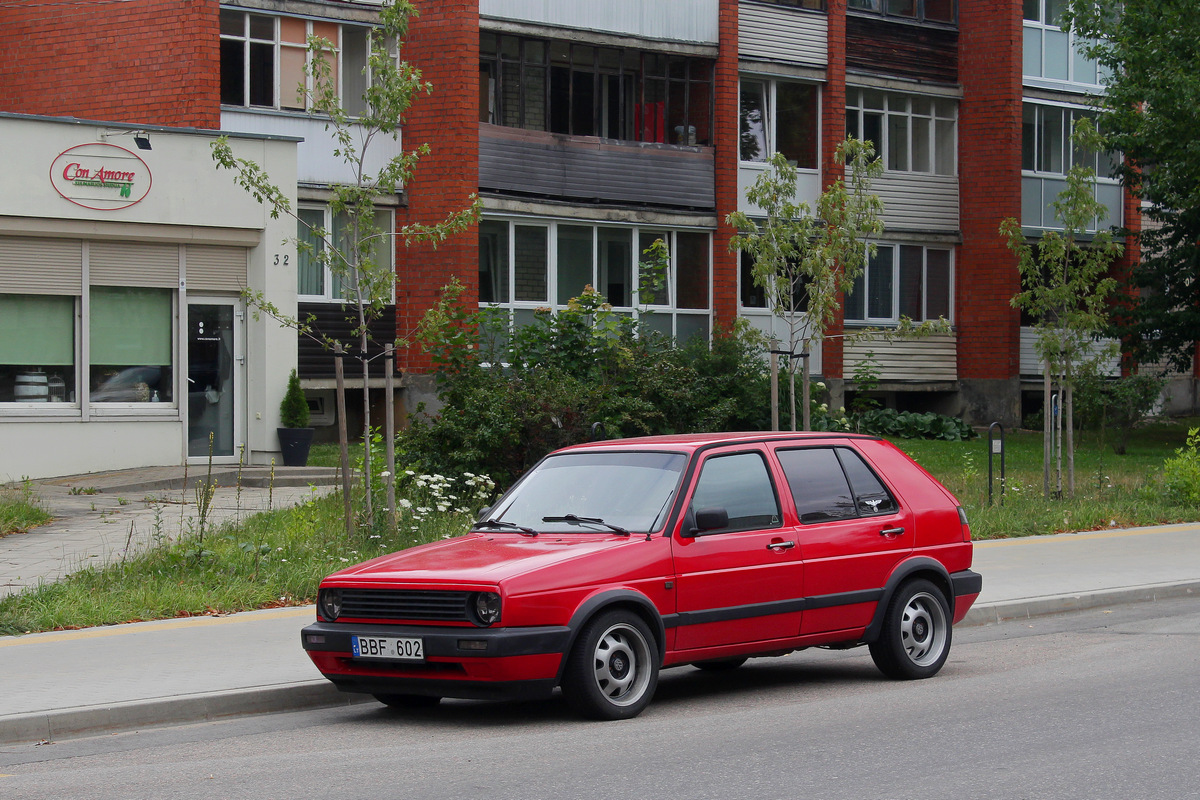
(562, 610, 659, 720)
(373, 693, 441, 710)
(869, 579, 951, 680)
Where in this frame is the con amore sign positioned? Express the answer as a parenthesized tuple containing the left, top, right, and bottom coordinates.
(50, 142, 152, 211)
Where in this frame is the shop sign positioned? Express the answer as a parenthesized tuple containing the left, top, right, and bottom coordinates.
(50, 143, 152, 211)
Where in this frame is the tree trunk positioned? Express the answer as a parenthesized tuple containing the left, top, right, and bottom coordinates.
(769, 339, 780, 432)
(1043, 359, 1052, 498)
(385, 343, 397, 536)
(801, 347, 812, 431)
(334, 343, 353, 537)
(1065, 378, 1075, 499)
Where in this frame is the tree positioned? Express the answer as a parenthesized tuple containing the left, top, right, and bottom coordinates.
(1064, 0, 1200, 371)
(212, 0, 479, 531)
(727, 138, 884, 431)
(1001, 119, 1123, 499)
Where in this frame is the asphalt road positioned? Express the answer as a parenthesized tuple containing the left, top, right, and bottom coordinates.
(3, 598, 1198, 800)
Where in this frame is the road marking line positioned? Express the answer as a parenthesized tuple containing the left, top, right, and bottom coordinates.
(0, 606, 314, 648)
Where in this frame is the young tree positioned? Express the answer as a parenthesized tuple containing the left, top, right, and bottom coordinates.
(212, 0, 479, 530)
(1064, 0, 1200, 371)
(727, 138, 884, 431)
(1001, 119, 1123, 499)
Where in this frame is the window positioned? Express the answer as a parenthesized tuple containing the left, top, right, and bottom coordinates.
(297, 207, 394, 302)
(479, 32, 714, 146)
(848, 0, 956, 24)
(740, 79, 819, 168)
(89, 287, 174, 403)
(1021, 102, 1123, 231)
(846, 90, 956, 175)
(739, 250, 810, 312)
(758, 0, 826, 8)
(0, 295, 76, 403)
(776, 447, 898, 523)
(479, 219, 711, 342)
(689, 452, 781, 534)
(1023, 0, 1105, 86)
(220, 10, 381, 115)
(845, 244, 953, 324)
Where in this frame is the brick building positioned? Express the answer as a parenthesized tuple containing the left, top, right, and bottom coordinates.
(0, 0, 1188, 480)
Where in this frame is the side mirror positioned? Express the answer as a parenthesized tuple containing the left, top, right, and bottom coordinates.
(476, 506, 492, 523)
(690, 507, 728, 536)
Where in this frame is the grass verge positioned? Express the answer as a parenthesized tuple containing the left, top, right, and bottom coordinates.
(1, 482, 52, 538)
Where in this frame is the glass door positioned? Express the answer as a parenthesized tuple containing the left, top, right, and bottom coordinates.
(187, 300, 242, 460)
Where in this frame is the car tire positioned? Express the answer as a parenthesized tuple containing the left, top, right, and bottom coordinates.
(373, 693, 441, 710)
(693, 657, 748, 672)
(562, 610, 659, 720)
(869, 579, 951, 680)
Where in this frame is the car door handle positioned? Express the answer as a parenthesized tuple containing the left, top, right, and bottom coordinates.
(879, 527, 905, 537)
(767, 540, 796, 551)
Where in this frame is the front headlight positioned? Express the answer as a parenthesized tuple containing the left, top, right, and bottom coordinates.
(469, 592, 502, 627)
(318, 588, 343, 621)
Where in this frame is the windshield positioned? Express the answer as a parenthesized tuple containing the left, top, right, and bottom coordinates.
(488, 451, 687, 534)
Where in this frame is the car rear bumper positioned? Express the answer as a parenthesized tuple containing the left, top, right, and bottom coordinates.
(951, 568, 983, 624)
(301, 621, 569, 701)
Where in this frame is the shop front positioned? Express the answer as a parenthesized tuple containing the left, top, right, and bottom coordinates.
(0, 113, 299, 481)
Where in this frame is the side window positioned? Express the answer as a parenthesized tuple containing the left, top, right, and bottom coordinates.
(777, 447, 900, 522)
(836, 448, 899, 516)
(776, 448, 856, 523)
(688, 452, 781, 534)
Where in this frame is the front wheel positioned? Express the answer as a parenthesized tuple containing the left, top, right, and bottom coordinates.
(869, 579, 951, 680)
(562, 610, 659, 720)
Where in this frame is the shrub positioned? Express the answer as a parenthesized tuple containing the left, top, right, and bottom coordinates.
(853, 408, 975, 441)
(279, 368, 310, 428)
(1162, 427, 1200, 506)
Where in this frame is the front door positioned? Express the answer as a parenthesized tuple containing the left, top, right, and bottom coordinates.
(187, 300, 242, 461)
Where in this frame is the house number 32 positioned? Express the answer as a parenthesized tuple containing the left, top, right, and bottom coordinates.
(274, 254, 290, 266)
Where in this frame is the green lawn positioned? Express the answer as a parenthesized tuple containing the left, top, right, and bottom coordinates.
(0, 483, 51, 538)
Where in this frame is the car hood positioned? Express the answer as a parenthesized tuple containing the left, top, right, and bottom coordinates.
(323, 532, 638, 587)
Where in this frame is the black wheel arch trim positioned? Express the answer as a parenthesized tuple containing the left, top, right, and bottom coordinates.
(556, 590, 668, 683)
(862, 558, 964, 643)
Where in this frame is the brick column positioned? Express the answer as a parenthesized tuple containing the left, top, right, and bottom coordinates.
(956, 0, 1024, 425)
(711, 0, 740, 331)
(821, 0, 849, 390)
(395, 1, 481, 374)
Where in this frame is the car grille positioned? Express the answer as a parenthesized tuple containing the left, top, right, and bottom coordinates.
(340, 589, 471, 622)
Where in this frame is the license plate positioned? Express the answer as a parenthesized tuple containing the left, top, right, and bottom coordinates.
(351, 635, 424, 662)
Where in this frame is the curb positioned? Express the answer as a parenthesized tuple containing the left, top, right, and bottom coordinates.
(2, 582, 1197, 747)
(961, 580, 1200, 627)
(0, 681, 369, 747)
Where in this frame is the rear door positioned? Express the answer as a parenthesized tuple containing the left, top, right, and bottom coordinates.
(670, 447, 805, 650)
(772, 444, 913, 636)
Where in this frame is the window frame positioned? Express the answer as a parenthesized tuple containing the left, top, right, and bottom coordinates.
(478, 217, 712, 342)
(739, 76, 821, 170)
(844, 242, 955, 325)
(775, 445, 900, 524)
(219, 9, 381, 116)
(846, 89, 957, 177)
(687, 450, 784, 536)
(847, 0, 957, 25)
(296, 204, 396, 303)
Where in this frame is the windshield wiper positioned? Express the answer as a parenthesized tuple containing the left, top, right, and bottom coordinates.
(541, 514, 631, 536)
(476, 519, 538, 536)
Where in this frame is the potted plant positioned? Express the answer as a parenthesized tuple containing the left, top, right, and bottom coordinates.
(278, 368, 314, 467)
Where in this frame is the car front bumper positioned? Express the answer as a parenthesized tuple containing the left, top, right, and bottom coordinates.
(301, 621, 571, 701)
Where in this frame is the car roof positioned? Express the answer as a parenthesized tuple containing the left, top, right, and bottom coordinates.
(554, 431, 882, 455)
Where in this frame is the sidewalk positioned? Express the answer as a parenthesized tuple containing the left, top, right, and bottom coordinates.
(1, 468, 1198, 745)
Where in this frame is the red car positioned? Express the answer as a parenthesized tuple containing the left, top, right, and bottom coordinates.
(302, 432, 981, 720)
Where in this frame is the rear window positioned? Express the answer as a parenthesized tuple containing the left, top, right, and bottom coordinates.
(776, 447, 899, 523)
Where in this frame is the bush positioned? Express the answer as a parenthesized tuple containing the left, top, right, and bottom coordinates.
(1074, 372, 1166, 454)
(404, 283, 774, 489)
(279, 368, 310, 428)
(852, 408, 975, 441)
(1162, 427, 1200, 506)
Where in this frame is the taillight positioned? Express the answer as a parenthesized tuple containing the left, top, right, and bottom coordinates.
(957, 506, 972, 541)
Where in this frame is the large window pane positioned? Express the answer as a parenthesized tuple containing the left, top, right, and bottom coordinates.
(777, 448, 855, 522)
(479, 220, 510, 304)
(776, 82, 819, 169)
(888, 112, 909, 171)
(297, 209, 326, 296)
(675, 232, 709, 310)
(638, 231, 672, 307)
(898, 245, 924, 320)
(514, 225, 548, 302)
(598, 228, 632, 307)
(925, 249, 951, 319)
(90, 287, 173, 403)
(342, 26, 370, 116)
(0, 295, 75, 403)
(867, 246, 893, 319)
(739, 81, 768, 162)
(557, 225, 593, 305)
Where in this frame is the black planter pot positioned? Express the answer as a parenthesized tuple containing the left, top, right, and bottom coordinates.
(278, 427, 315, 467)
